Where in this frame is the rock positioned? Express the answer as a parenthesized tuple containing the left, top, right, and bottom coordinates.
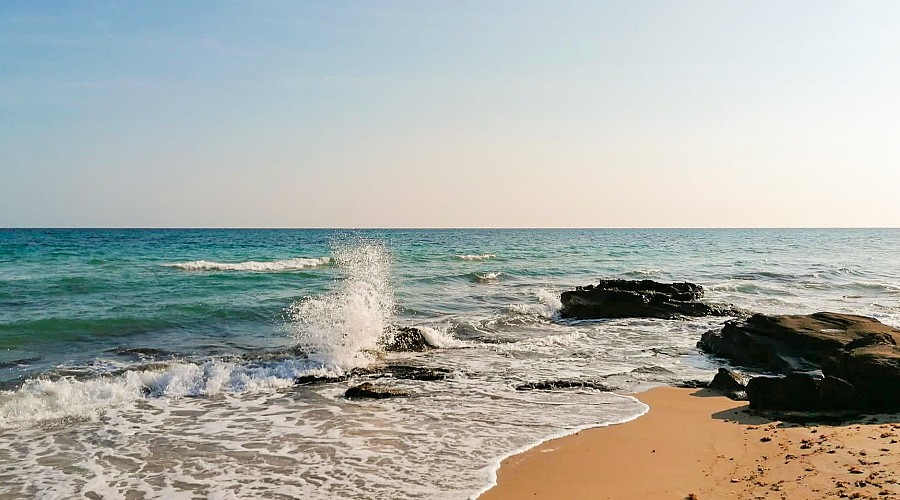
(746, 374, 861, 411)
(699, 312, 900, 410)
(515, 379, 612, 391)
(709, 368, 747, 393)
(676, 379, 709, 389)
(726, 390, 748, 401)
(698, 312, 900, 373)
(818, 376, 861, 410)
(382, 326, 430, 352)
(375, 365, 450, 381)
(559, 279, 742, 320)
(747, 373, 822, 410)
(295, 374, 349, 386)
(825, 342, 900, 410)
(298, 364, 451, 386)
(345, 382, 409, 399)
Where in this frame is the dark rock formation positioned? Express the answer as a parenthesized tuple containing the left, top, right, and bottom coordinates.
(824, 334, 900, 410)
(699, 312, 900, 373)
(560, 279, 743, 320)
(709, 368, 747, 393)
(699, 312, 900, 411)
(746, 374, 860, 411)
(676, 379, 709, 389)
(368, 365, 450, 381)
(382, 326, 430, 352)
(515, 379, 612, 391)
(295, 374, 349, 386)
(345, 382, 409, 399)
(296, 364, 450, 386)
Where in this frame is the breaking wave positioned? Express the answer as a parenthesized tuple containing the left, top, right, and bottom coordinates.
(506, 289, 562, 320)
(0, 358, 335, 428)
(455, 254, 496, 261)
(473, 271, 503, 283)
(162, 257, 331, 272)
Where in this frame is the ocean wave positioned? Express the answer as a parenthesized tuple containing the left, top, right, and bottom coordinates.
(455, 254, 496, 261)
(506, 289, 562, 320)
(622, 268, 663, 278)
(0, 358, 337, 428)
(162, 257, 331, 272)
(472, 271, 503, 283)
(417, 325, 470, 349)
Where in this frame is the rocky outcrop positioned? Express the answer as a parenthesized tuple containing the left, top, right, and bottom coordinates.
(345, 382, 409, 399)
(382, 326, 430, 352)
(746, 374, 860, 411)
(698, 312, 900, 373)
(707, 368, 748, 400)
(560, 279, 743, 320)
(699, 312, 900, 411)
(515, 379, 612, 391)
(296, 364, 450, 386)
(370, 365, 450, 381)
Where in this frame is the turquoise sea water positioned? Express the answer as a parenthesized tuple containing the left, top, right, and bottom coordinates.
(1, 229, 899, 498)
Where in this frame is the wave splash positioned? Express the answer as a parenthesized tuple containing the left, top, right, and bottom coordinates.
(288, 241, 395, 371)
(507, 289, 563, 319)
(162, 257, 331, 272)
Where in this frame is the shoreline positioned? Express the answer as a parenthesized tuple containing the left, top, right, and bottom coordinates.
(471, 391, 651, 499)
(479, 386, 900, 499)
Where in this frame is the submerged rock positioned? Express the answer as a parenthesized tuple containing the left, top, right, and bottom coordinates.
(295, 374, 349, 386)
(515, 379, 612, 391)
(699, 312, 900, 411)
(379, 365, 450, 381)
(345, 382, 409, 399)
(559, 279, 742, 320)
(295, 364, 450, 386)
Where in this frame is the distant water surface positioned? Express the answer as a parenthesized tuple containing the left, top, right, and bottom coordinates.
(0, 228, 898, 498)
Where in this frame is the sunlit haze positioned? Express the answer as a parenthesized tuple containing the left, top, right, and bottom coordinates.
(2, 1, 898, 228)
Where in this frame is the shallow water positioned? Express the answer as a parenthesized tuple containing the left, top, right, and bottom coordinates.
(1, 229, 898, 498)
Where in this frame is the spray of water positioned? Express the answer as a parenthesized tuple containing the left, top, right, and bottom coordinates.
(288, 241, 395, 371)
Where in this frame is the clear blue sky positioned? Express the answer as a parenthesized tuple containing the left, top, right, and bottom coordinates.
(2, 1, 898, 227)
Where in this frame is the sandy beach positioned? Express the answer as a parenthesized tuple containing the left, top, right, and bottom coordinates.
(482, 387, 900, 500)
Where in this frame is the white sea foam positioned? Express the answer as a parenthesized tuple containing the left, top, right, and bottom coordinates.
(474, 271, 502, 283)
(418, 325, 470, 349)
(288, 242, 394, 371)
(0, 359, 334, 428)
(456, 254, 496, 261)
(162, 257, 331, 272)
(507, 289, 562, 319)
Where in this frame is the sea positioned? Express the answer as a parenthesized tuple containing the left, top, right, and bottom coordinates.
(1, 228, 898, 499)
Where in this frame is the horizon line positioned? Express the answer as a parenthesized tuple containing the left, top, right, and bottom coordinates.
(2, 226, 899, 231)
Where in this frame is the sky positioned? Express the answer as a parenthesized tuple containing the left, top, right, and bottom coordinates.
(2, 1, 899, 228)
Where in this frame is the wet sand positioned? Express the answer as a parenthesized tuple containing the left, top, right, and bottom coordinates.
(481, 387, 900, 500)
